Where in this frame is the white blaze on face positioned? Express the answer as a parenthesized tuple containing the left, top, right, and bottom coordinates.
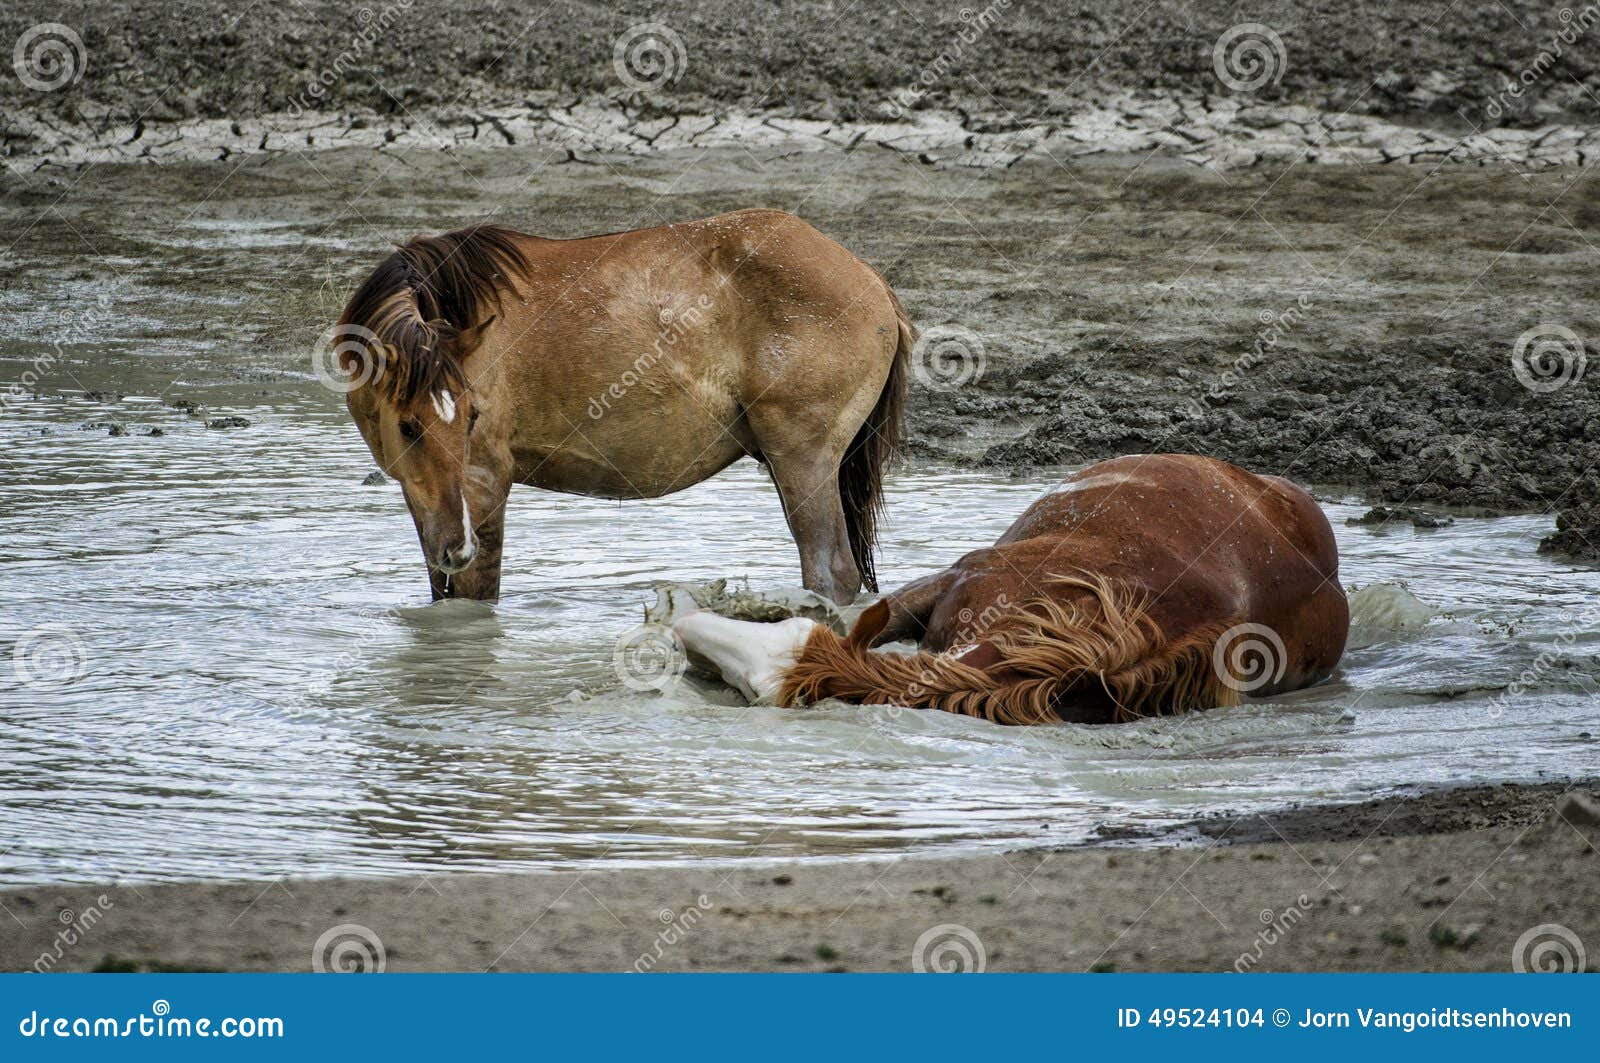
(458, 491, 476, 562)
(670, 612, 817, 704)
(431, 389, 457, 423)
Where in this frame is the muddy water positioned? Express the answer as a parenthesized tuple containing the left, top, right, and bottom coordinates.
(2, 149, 1598, 885)
(3, 372, 1599, 885)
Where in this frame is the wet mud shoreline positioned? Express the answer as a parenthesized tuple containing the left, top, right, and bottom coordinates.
(2, 780, 1595, 972)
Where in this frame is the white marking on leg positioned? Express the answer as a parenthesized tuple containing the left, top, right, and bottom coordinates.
(432, 389, 456, 423)
(671, 613, 817, 704)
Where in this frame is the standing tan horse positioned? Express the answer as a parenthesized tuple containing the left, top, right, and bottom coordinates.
(673, 454, 1349, 723)
(335, 209, 912, 604)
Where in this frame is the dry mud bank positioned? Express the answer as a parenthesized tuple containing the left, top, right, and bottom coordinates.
(2, 782, 1595, 972)
(4, 0, 1598, 130)
(9, 94, 1600, 174)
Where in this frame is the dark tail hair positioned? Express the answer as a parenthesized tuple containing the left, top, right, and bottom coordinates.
(338, 224, 529, 402)
(838, 288, 912, 592)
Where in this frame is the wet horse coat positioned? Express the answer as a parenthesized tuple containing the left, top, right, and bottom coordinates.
(675, 454, 1349, 724)
(337, 210, 911, 605)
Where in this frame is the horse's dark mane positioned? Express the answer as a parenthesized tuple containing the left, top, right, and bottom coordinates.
(339, 224, 530, 404)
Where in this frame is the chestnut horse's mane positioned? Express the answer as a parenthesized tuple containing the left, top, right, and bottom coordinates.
(777, 574, 1240, 725)
(339, 224, 530, 403)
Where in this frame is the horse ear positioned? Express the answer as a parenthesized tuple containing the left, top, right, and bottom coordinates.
(846, 599, 892, 650)
(455, 315, 497, 356)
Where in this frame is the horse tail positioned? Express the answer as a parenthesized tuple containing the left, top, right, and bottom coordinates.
(838, 286, 913, 592)
(337, 224, 529, 402)
(776, 574, 1240, 725)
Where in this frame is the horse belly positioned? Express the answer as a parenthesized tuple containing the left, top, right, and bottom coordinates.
(513, 390, 751, 499)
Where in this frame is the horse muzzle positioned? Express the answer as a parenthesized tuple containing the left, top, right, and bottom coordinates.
(433, 536, 478, 574)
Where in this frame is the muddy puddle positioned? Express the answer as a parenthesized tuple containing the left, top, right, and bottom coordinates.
(2, 376, 1599, 883)
(3, 146, 1599, 885)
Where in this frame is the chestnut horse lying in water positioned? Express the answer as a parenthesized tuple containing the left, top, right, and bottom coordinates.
(336, 209, 910, 605)
(674, 455, 1349, 724)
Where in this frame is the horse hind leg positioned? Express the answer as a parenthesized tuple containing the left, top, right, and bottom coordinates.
(765, 452, 862, 606)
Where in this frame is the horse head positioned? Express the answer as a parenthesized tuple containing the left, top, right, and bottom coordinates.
(377, 375, 483, 575)
(338, 299, 497, 577)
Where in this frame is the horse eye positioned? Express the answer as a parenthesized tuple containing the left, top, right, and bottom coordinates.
(399, 420, 422, 441)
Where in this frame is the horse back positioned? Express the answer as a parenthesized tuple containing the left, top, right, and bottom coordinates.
(923, 455, 1344, 661)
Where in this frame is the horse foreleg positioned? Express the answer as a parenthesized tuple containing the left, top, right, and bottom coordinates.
(767, 454, 862, 606)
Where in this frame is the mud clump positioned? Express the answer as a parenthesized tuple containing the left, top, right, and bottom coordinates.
(1092, 780, 1592, 846)
(1539, 503, 1600, 562)
(973, 336, 1600, 515)
(645, 578, 845, 633)
(1348, 507, 1454, 529)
